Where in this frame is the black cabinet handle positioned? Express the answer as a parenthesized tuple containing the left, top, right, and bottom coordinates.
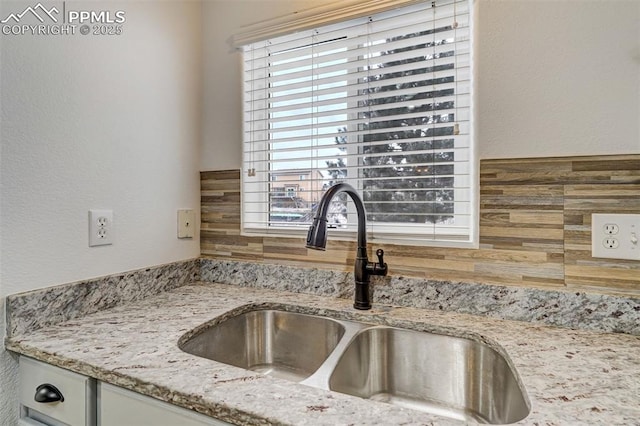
(34, 384, 64, 403)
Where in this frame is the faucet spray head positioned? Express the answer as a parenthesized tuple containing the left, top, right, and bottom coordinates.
(305, 217, 328, 250)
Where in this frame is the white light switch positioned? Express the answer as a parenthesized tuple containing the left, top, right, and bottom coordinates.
(592, 213, 640, 260)
(177, 209, 195, 239)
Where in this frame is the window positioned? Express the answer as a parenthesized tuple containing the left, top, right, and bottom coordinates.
(241, 0, 476, 247)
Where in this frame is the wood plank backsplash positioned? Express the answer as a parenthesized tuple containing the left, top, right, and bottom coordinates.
(201, 155, 640, 296)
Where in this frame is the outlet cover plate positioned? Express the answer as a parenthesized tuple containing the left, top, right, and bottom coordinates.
(89, 209, 113, 247)
(591, 213, 640, 260)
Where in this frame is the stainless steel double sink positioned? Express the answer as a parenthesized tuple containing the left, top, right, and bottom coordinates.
(179, 308, 530, 424)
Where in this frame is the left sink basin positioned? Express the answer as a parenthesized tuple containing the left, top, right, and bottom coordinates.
(179, 310, 345, 382)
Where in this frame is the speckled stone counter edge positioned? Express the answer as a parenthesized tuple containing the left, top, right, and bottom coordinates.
(6, 258, 200, 337)
(200, 258, 640, 335)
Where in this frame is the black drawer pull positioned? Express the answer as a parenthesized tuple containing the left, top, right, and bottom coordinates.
(34, 384, 64, 403)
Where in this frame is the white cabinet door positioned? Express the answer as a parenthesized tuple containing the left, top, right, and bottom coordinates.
(98, 383, 231, 426)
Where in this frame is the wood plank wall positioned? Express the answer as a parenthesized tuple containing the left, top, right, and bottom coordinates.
(201, 155, 640, 296)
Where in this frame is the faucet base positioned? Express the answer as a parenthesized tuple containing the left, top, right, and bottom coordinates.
(354, 282, 371, 310)
(353, 302, 371, 310)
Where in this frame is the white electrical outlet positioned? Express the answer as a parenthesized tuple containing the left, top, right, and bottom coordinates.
(603, 223, 619, 235)
(89, 209, 113, 247)
(591, 213, 640, 260)
(177, 209, 195, 239)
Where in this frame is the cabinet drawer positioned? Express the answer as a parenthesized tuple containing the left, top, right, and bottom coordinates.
(20, 356, 96, 426)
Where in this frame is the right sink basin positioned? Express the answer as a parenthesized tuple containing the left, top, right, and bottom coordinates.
(328, 326, 530, 424)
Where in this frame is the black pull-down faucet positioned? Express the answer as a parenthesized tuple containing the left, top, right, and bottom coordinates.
(305, 183, 388, 310)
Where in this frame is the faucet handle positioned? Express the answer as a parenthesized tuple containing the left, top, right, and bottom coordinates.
(373, 249, 388, 276)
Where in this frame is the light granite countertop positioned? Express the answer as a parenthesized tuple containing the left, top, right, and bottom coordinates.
(6, 282, 640, 425)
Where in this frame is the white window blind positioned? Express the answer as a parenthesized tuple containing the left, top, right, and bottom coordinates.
(242, 0, 476, 247)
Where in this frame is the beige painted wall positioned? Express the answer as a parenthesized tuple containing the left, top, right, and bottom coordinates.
(0, 1, 202, 422)
(200, 0, 640, 171)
